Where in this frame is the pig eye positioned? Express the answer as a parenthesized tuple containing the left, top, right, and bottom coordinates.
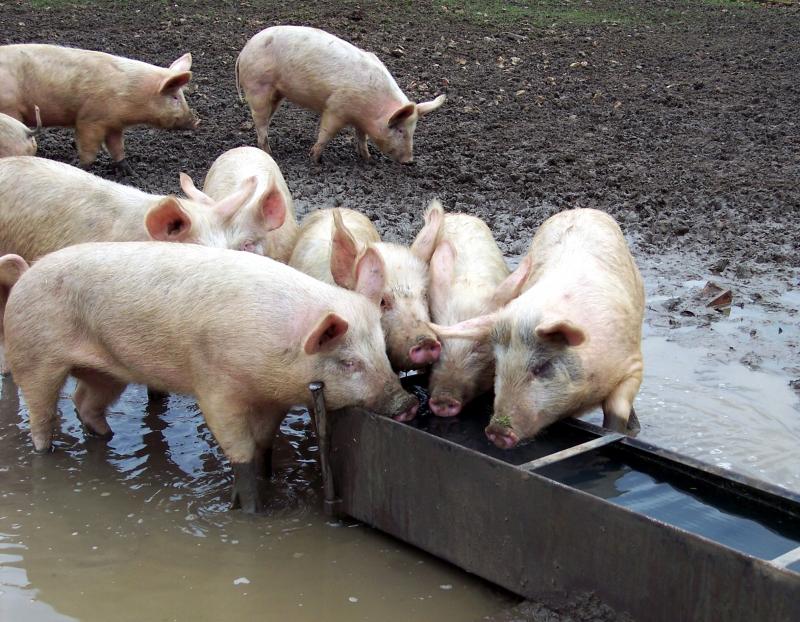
(380, 297, 393, 311)
(339, 359, 362, 372)
(530, 361, 551, 378)
(241, 240, 256, 253)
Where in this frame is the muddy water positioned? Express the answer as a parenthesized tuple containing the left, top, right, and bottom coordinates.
(0, 376, 511, 622)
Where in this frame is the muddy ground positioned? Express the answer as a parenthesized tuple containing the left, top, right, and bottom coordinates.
(1, 0, 799, 620)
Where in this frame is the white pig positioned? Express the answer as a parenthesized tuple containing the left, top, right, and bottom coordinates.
(0, 253, 28, 374)
(2, 242, 418, 512)
(427, 214, 532, 417)
(0, 106, 40, 157)
(432, 209, 645, 448)
(236, 25, 446, 163)
(0, 156, 270, 262)
(292, 202, 444, 378)
(180, 146, 299, 261)
(0, 44, 199, 173)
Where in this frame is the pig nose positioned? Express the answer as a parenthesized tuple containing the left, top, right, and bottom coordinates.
(393, 402, 419, 423)
(409, 339, 441, 365)
(429, 396, 462, 418)
(485, 424, 520, 450)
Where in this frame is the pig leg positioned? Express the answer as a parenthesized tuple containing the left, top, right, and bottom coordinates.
(310, 110, 346, 163)
(197, 393, 267, 513)
(250, 88, 283, 154)
(75, 122, 106, 169)
(104, 129, 135, 177)
(15, 365, 70, 453)
(354, 128, 370, 161)
(602, 376, 642, 434)
(0, 345, 8, 376)
(72, 370, 126, 440)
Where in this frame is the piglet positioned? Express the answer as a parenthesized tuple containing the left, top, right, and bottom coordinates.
(432, 209, 645, 448)
(0, 105, 40, 157)
(236, 25, 446, 163)
(0, 156, 268, 262)
(427, 213, 531, 418)
(2, 242, 418, 512)
(0, 44, 199, 173)
(180, 146, 299, 261)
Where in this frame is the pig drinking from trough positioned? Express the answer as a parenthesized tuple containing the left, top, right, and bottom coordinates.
(0, 156, 278, 262)
(427, 213, 532, 417)
(0, 44, 199, 173)
(0, 105, 40, 157)
(0, 242, 418, 512)
(180, 146, 299, 262)
(432, 209, 645, 448)
(291, 202, 445, 377)
(236, 25, 446, 163)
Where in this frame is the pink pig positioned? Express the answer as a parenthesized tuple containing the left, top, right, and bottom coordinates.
(0, 44, 199, 173)
(236, 26, 446, 163)
(0, 105, 40, 157)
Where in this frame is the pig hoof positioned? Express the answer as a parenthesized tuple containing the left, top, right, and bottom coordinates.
(626, 408, 641, 436)
(113, 159, 136, 177)
(146, 388, 170, 402)
(231, 461, 269, 514)
(32, 444, 54, 455)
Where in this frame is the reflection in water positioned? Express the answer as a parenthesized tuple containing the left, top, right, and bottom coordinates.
(0, 378, 510, 622)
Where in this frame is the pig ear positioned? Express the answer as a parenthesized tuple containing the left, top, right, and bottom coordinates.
(212, 176, 258, 220)
(179, 172, 214, 206)
(354, 247, 386, 306)
(410, 199, 445, 263)
(430, 239, 456, 294)
(304, 312, 350, 355)
(169, 53, 193, 72)
(388, 103, 416, 128)
(491, 255, 533, 310)
(330, 209, 360, 290)
(254, 181, 287, 232)
(428, 313, 496, 341)
(416, 94, 447, 117)
(0, 254, 29, 288)
(160, 71, 192, 94)
(535, 320, 586, 347)
(145, 197, 193, 242)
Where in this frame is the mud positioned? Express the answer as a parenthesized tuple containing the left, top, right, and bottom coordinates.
(1, 1, 799, 621)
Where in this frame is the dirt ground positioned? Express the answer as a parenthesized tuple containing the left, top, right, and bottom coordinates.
(2, 0, 799, 620)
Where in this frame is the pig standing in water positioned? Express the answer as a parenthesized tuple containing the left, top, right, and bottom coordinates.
(0, 106, 40, 157)
(0, 156, 275, 261)
(0, 44, 199, 173)
(236, 25, 446, 163)
(433, 209, 645, 448)
(1, 243, 418, 512)
(291, 202, 444, 378)
(180, 146, 299, 262)
(427, 213, 532, 418)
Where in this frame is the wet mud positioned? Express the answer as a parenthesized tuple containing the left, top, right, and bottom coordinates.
(1, 1, 799, 621)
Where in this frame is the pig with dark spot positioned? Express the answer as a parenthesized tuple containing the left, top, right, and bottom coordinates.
(0, 44, 199, 173)
(180, 147, 299, 262)
(432, 209, 644, 448)
(0, 105, 40, 157)
(427, 213, 532, 418)
(2, 242, 418, 512)
(0, 156, 268, 262)
(236, 26, 446, 164)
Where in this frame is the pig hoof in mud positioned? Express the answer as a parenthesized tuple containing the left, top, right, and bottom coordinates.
(230, 461, 269, 514)
(146, 387, 170, 402)
(113, 159, 136, 178)
(626, 408, 641, 436)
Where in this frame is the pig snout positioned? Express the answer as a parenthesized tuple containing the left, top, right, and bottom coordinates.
(409, 338, 441, 365)
(429, 395, 462, 418)
(485, 420, 520, 450)
(179, 111, 200, 130)
(393, 401, 420, 422)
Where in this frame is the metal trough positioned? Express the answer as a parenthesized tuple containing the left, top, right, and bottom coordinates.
(309, 384, 800, 622)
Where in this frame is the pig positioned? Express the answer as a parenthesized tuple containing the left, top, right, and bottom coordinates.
(0, 44, 199, 174)
(2, 242, 418, 513)
(236, 25, 446, 164)
(0, 253, 28, 374)
(291, 201, 444, 378)
(0, 105, 40, 157)
(427, 214, 532, 418)
(0, 156, 275, 262)
(179, 146, 299, 262)
(431, 209, 645, 448)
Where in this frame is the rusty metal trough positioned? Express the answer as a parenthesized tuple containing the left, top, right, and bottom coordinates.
(309, 383, 800, 622)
